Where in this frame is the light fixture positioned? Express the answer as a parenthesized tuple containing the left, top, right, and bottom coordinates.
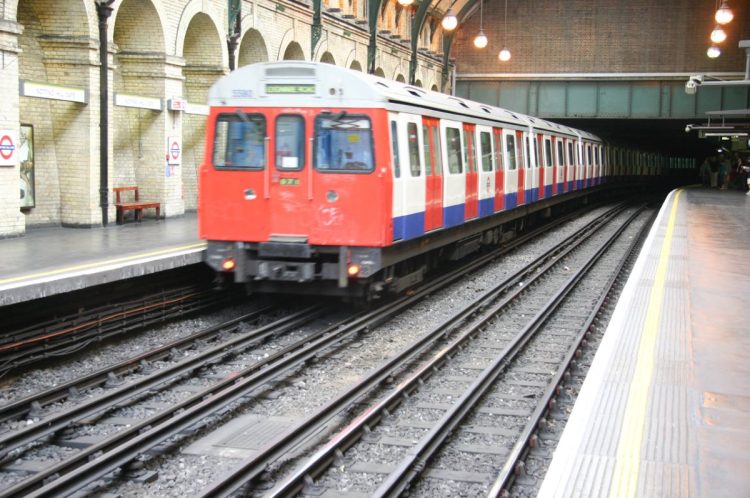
(707, 45, 721, 58)
(397, 0, 414, 6)
(498, 0, 511, 62)
(473, 0, 488, 48)
(715, 0, 734, 24)
(442, 8, 458, 31)
(710, 25, 727, 43)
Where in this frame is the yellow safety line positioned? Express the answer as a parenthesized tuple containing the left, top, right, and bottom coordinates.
(608, 189, 682, 498)
(0, 242, 207, 286)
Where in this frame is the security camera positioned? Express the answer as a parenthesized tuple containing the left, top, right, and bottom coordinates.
(685, 74, 704, 95)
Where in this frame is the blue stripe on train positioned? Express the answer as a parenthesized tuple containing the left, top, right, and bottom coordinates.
(478, 198, 495, 218)
(392, 211, 425, 241)
(556, 182, 565, 194)
(443, 203, 465, 228)
(505, 193, 518, 209)
(545, 185, 553, 198)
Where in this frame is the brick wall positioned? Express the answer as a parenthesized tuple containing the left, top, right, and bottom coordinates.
(454, 0, 750, 74)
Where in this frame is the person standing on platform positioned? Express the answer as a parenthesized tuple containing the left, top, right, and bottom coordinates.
(700, 157, 711, 187)
(718, 154, 729, 190)
(709, 155, 719, 188)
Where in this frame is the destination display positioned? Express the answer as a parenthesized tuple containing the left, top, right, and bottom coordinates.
(265, 84, 315, 94)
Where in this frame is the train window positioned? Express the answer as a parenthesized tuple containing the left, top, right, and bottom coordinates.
(423, 125, 432, 176)
(390, 120, 400, 178)
(524, 137, 532, 169)
(407, 122, 421, 177)
(556, 140, 564, 167)
(567, 142, 574, 166)
(314, 114, 374, 173)
(275, 115, 304, 171)
(463, 129, 476, 173)
(544, 138, 553, 167)
(495, 133, 505, 171)
(586, 145, 592, 167)
(445, 127, 462, 174)
(480, 131, 493, 172)
(431, 126, 442, 176)
(212, 113, 266, 170)
(505, 134, 517, 170)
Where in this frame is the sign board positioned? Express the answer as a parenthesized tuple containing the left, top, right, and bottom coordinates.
(20, 80, 88, 104)
(114, 93, 163, 111)
(265, 84, 315, 95)
(0, 129, 18, 166)
(167, 136, 182, 165)
(168, 97, 187, 111)
(185, 103, 209, 116)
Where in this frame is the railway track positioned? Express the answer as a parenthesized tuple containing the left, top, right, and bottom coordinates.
(0, 200, 653, 497)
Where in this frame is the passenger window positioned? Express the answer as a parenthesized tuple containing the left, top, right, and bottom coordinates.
(544, 139, 553, 167)
(463, 129, 476, 173)
(407, 122, 421, 177)
(431, 126, 442, 176)
(480, 131, 493, 172)
(445, 127, 462, 174)
(586, 145, 592, 167)
(391, 120, 400, 178)
(557, 140, 564, 167)
(275, 115, 304, 171)
(505, 134, 517, 170)
(314, 114, 374, 173)
(213, 113, 266, 170)
(525, 137, 532, 169)
(423, 125, 432, 176)
(567, 142, 574, 166)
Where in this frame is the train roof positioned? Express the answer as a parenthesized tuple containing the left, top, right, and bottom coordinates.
(209, 61, 601, 142)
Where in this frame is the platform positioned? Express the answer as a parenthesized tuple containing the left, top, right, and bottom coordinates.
(0, 214, 204, 306)
(538, 187, 750, 498)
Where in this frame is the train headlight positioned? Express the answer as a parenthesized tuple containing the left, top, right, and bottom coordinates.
(347, 264, 360, 277)
(221, 258, 236, 271)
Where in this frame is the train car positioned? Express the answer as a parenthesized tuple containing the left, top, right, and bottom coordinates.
(200, 61, 619, 299)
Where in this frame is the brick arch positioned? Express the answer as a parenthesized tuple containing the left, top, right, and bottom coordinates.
(415, 79, 423, 88)
(282, 41, 305, 61)
(320, 51, 336, 64)
(374, 67, 386, 78)
(349, 60, 363, 72)
(174, 0, 227, 67)
(431, 84, 439, 92)
(182, 13, 223, 67)
(395, 74, 406, 83)
(113, 0, 165, 53)
(238, 29, 269, 67)
(13, 0, 90, 37)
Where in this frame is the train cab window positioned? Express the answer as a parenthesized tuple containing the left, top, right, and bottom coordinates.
(275, 115, 304, 171)
(407, 122, 421, 177)
(390, 120, 400, 178)
(212, 113, 266, 170)
(314, 114, 374, 173)
(505, 134, 517, 170)
(544, 138, 553, 167)
(431, 126, 442, 176)
(556, 140, 564, 167)
(479, 131, 493, 172)
(445, 127, 462, 174)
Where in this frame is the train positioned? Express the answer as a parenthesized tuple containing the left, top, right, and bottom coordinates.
(199, 61, 663, 299)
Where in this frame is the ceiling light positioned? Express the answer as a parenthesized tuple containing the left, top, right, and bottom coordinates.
(442, 9, 458, 31)
(499, 47, 511, 61)
(715, 0, 734, 24)
(710, 25, 727, 43)
(707, 45, 721, 58)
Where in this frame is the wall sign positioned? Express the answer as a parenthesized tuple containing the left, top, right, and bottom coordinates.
(114, 93, 163, 111)
(167, 136, 182, 165)
(185, 103, 209, 116)
(20, 80, 88, 104)
(0, 129, 18, 167)
(19, 125, 35, 208)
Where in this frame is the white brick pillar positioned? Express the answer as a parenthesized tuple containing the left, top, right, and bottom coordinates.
(0, 19, 25, 236)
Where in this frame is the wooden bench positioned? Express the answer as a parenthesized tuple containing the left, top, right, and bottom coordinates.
(113, 186, 161, 224)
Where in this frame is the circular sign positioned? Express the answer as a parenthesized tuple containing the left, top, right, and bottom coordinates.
(0, 135, 15, 161)
(170, 141, 180, 160)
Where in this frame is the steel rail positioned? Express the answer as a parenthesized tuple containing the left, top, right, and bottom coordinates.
(0, 304, 275, 424)
(201, 205, 630, 498)
(486, 208, 656, 498)
(370, 206, 646, 497)
(0, 306, 323, 461)
(7, 203, 621, 498)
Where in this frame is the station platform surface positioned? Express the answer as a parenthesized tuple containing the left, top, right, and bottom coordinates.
(0, 213, 204, 306)
(538, 187, 750, 498)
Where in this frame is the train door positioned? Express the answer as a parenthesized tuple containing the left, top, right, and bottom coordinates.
(463, 123, 478, 220)
(524, 132, 538, 203)
(423, 117, 443, 231)
(566, 139, 574, 192)
(389, 113, 405, 240)
(493, 128, 505, 212)
(516, 130, 526, 206)
(585, 143, 592, 188)
(555, 137, 564, 194)
(397, 113, 426, 240)
(440, 119, 466, 228)
(476, 125, 495, 218)
(576, 140, 584, 190)
(542, 135, 554, 198)
(503, 130, 520, 209)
